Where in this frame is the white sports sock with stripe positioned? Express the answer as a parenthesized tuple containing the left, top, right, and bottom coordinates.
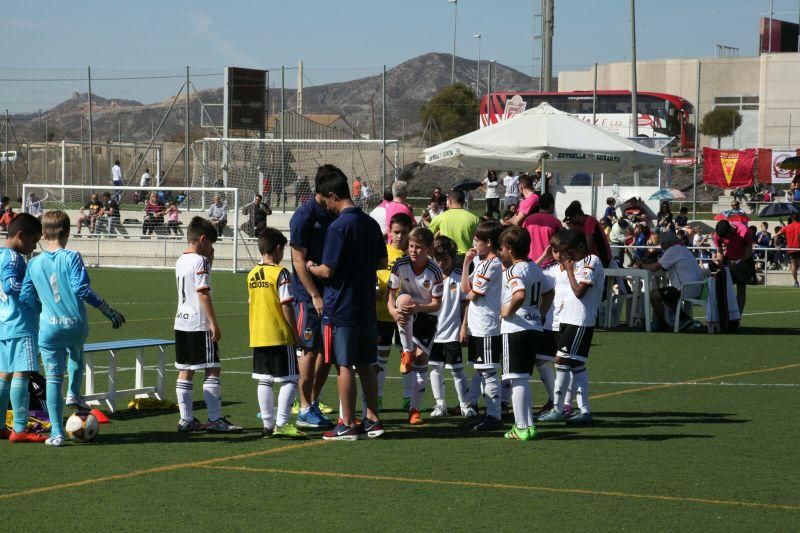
(482, 370, 500, 419)
(451, 366, 470, 410)
(398, 314, 415, 354)
(403, 372, 413, 400)
(409, 366, 427, 410)
(573, 366, 590, 414)
(553, 364, 571, 413)
(429, 365, 446, 406)
(564, 371, 576, 407)
(276, 381, 297, 427)
(468, 371, 483, 406)
(510, 377, 530, 429)
(176, 379, 193, 422)
(257, 379, 275, 429)
(535, 358, 555, 403)
(203, 376, 222, 421)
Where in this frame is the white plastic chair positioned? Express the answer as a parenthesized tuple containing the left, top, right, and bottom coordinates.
(673, 278, 711, 333)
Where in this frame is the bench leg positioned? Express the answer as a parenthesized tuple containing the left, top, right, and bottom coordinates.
(156, 346, 166, 400)
(85, 352, 95, 396)
(135, 347, 145, 391)
(107, 350, 117, 413)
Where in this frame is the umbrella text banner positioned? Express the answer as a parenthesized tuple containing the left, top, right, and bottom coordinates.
(757, 149, 800, 184)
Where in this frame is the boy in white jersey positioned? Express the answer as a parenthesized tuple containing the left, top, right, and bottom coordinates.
(461, 219, 504, 432)
(428, 236, 474, 418)
(174, 217, 241, 433)
(533, 232, 564, 416)
(539, 229, 604, 425)
(499, 226, 553, 440)
(388, 227, 443, 425)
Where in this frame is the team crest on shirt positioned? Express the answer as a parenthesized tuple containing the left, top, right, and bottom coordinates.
(449, 282, 457, 292)
(303, 328, 313, 341)
(422, 279, 431, 290)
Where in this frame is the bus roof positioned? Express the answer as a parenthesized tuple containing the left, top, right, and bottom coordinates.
(485, 90, 691, 108)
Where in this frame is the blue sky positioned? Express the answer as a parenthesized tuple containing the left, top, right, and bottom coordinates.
(0, 0, 795, 112)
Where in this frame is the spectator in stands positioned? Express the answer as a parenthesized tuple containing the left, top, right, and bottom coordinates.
(101, 192, 121, 234)
(675, 206, 689, 228)
(791, 173, 800, 202)
(352, 176, 362, 205)
(521, 191, 562, 262)
(384, 180, 415, 239)
(427, 189, 479, 262)
(481, 171, 500, 218)
(111, 160, 123, 201)
(0, 204, 15, 231)
(609, 218, 631, 265)
(140, 167, 152, 202)
(755, 222, 772, 253)
(772, 224, 788, 269)
(656, 202, 673, 231)
(714, 220, 755, 312)
(77, 193, 104, 235)
(631, 223, 649, 263)
(692, 226, 710, 260)
(206, 194, 228, 237)
(244, 194, 271, 237)
(166, 201, 181, 235)
(431, 187, 447, 213)
(509, 174, 539, 225)
(295, 175, 312, 206)
(563, 200, 613, 267)
(777, 213, 800, 287)
(25, 192, 43, 220)
(636, 231, 705, 330)
(142, 192, 166, 236)
(728, 200, 746, 216)
(369, 186, 393, 235)
(602, 197, 618, 226)
(0, 196, 9, 210)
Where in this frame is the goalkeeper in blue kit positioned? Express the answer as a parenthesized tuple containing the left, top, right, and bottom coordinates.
(21, 210, 125, 446)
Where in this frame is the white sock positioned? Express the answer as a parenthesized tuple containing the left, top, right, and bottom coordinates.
(468, 371, 483, 406)
(573, 365, 590, 414)
(203, 376, 222, 421)
(398, 314, 415, 353)
(553, 364, 571, 413)
(257, 379, 275, 429)
(482, 369, 500, 419)
(535, 358, 555, 403)
(430, 365, 445, 406)
(564, 372, 577, 407)
(176, 379, 193, 421)
(409, 366, 427, 410)
(377, 355, 389, 399)
(510, 377, 530, 429)
(451, 366, 470, 409)
(403, 372, 413, 400)
(276, 380, 297, 427)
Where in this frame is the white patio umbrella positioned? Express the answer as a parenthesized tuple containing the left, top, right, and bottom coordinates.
(423, 102, 664, 193)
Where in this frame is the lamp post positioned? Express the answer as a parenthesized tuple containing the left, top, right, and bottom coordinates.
(473, 33, 481, 95)
(449, 0, 458, 85)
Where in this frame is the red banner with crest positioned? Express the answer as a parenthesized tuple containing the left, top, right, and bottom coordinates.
(702, 148, 755, 188)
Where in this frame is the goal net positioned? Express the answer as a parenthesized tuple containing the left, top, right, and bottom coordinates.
(21, 184, 244, 272)
(193, 138, 398, 212)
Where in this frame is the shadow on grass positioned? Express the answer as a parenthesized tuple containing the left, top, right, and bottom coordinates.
(109, 400, 242, 421)
(96, 430, 265, 446)
(731, 326, 800, 336)
(567, 411, 749, 430)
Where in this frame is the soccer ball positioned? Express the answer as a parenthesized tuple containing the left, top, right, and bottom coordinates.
(65, 412, 100, 443)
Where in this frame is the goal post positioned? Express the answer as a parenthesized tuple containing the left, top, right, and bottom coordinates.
(22, 183, 242, 273)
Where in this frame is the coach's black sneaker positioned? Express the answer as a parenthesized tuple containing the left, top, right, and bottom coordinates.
(177, 417, 204, 432)
(472, 415, 503, 432)
(206, 416, 243, 433)
(261, 427, 274, 438)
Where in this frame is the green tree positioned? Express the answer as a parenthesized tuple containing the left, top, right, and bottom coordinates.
(420, 84, 479, 143)
(699, 107, 743, 148)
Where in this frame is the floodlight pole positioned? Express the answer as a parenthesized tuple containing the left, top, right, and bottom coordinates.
(88, 66, 94, 189)
(692, 61, 701, 219)
(3, 110, 8, 197)
(382, 65, 387, 190)
(185, 66, 190, 195)
(449, 0, 458, 85)
(473, 34, 481, 95)
(630, 0, 639, 188)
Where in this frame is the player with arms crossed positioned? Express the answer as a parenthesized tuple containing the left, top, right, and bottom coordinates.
(174, 217, 241, 433)
(388, 227, 443, 425)
(539, 229, 604, 425)
(248, 228, 307, 439)
(0, 214, 45, 443)
(498, 226, 552, 440)
(428, 235, 474, 418)
(461, 219, 505, 431)
(21, 210, 125, 446)
(375, 212, 411, 411)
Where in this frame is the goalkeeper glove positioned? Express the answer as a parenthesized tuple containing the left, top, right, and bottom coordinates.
(98, 300, 126, 329)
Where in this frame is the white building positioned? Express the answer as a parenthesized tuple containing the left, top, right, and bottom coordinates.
(558, 53, 800, 150)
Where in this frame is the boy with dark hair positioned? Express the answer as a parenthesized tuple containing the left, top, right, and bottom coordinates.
(375, 212, 412, 410)
(429, 236, 473, 417)
(173, 216, 241, 433)
(539, 229, 604, 425)
(498, 225, 552, 440)
(0, 214, 46, 442)
(249, 227, 306, 439)
(461, 219, 505, 431)
(21, 211, 125, 446)
(388, 227, 443, 425)
(675, 206, 689, 228)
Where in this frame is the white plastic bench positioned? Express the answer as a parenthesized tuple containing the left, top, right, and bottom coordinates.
(83, 338, 175, 413)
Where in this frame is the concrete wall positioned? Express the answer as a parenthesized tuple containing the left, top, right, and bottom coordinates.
(559, 54, 800, 150)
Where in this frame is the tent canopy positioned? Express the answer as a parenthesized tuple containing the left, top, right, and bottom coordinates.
(423, 102, 664, 174)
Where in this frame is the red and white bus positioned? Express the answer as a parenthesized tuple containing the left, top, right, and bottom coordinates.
(480, 90, 694, 150)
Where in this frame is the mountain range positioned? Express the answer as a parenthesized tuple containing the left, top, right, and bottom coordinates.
(9, 53, 540, 143)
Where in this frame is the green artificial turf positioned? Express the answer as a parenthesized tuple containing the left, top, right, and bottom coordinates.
(2, 269, 799, 531)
